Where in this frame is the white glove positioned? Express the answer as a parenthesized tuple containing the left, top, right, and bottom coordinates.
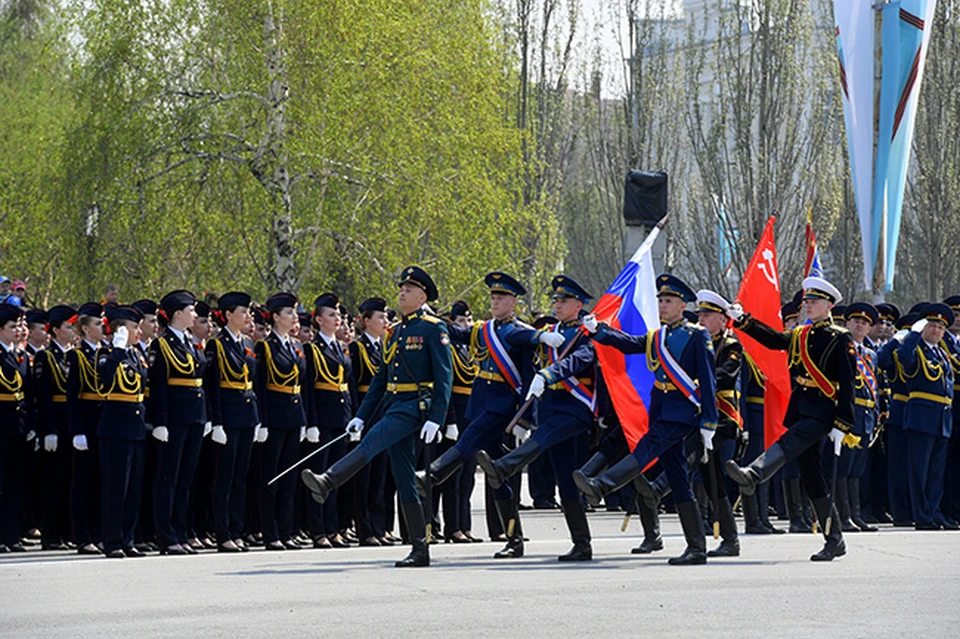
(911, 318, 928, 333)
(300, 426, 306, 442)
(306, 426, 320, 443)
(346, 417, 364, 442)
(255, 426, 269, 443)
(72, 434, 88, 451)
(203, 422, 213, 437)
(44, 434, 58, 452)
(511, 423, 531, 448)
(152, 426, 169, 442)
(538, 331, 566, 348)
(582, 314, 598, 334)
(828, 428, 844, 456)
(444, 423, 459, 441)
(26, 430, 36, 442)
(893, 329, 909, 342)
(729, 303, 744, 321)
(700, 427, 715, 451)
(525, 373, 547, 401)
(420, 420, 443, 443)
(212, 426, 228, 445)
(112, 325, 129, 348)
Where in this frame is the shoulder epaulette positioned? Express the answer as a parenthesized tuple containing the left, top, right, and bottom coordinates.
(421, 315, 444, 325)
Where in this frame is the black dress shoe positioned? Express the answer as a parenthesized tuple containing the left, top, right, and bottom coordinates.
(146, 541, 159, 551)
(8, 543, 27, 553)
(105, 549, 125, 559)
(328, 535, 350, 548)
(631, 537, 664, 554)
(134, 543, 153, 553)
(123, 547, 146, 557)
(78, 544, 102, 555)
(42, 543, 70, 551)
(313, 536, 333, 549)
(217, 541, 242, 553)
(915, 522, 942, 531)
(159, 544, 188, 556)
(233, 539, 250, 552)
(0, 544, 8, 553)
(892, 520, 914, 527)
(707, 540, 741, 557)
(810, 539, 846, 561)
(181, 543, 198, 555)
(464, 533, 485, 543)
(359, 537, 382, 547)
(264, 541, 286, 551)
(557, 542, 592, 562)
(378, 536, 396, 546)
(282, 539, 302, 550)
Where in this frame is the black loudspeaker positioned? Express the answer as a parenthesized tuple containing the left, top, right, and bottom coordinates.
(623, 170, 668, 227)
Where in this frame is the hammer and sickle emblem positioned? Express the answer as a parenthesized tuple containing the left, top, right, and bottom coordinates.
(757, 249, 778, 286)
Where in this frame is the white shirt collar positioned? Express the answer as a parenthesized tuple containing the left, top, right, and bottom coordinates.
(364, 332, 381, 346)
(83, 339, 100, 351)
(0, 340, 14, 353)
(167, 326, 186, 342)
(318, 332, 337, 349)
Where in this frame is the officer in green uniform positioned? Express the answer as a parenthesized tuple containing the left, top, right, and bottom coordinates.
(302, 266, 453, 568)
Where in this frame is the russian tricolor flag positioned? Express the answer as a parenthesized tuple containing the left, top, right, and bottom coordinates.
(591, 227, 660, 451)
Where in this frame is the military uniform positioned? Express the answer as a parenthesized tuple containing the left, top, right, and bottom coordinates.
(0, 304, 31, 552)
(896, 304, 954, 530)
(97, 306, 148, 557)
(726, 277, 857, 561)
(66, 303, 106, 553)
(421, 272, 543, 559)
(255, 292, 307, 551)
(574, 275, 718, 565)
(940, 295, 960, 528)
(150, 291, 208, 554)
(205, 292, 260, 551)
(302, 266, 453, 568)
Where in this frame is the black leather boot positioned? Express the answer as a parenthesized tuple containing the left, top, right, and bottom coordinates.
(394, 503, 430, 567)
(742, 491, 770, 534)
(557, 500, 592, 561)
(416, 447, 463, 497)
(757, 483, 784, 533)
(631, 500, 664, 553)
(634, 471, 670, 511)
(707, 495, 740, 557)
(694, 482, 710, 533)
(492, 498, 524, 559)
(801, 485, 815, 530)
(477, 439, 541, 490)
(836, 478, 859, 533)
(573, 455, 642, 508)
(668, 500, 708, 565)
(848, 477, 878, 532)
(578, 451, 609, 478)
(725, 442, 787, 496)
(785, 479, 810, 533)
(301, 450, 368, 504)
(810, 497, 846, 562)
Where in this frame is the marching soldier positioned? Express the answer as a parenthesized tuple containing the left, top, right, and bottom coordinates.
(574, 275, 717, 565)
(67, 302, 107, 555)
(302, 266, 453, 568)
(416, 272, 561, 559)
(97, 306, 149, 558)
(725, 277, 857, 561)
(205, 292, 259, 552)
(256, 292, 307, 550)
(896, 304, 955, 530)
(477, 275, 599, 562)
(35, 305, 78, 550)
(841, 303, 881, 532)
(150, 290, 208, 555)
(0, 304, 32, 553)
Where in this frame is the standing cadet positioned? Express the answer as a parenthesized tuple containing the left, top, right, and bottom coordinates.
(477, 275, 599, 562)
(97, 306, 149, 558)
(302, 266, 453, 568)
(150, 290, 208, 555)
(939, 296, 960, 528)
(67, 303, 106, 555)
(725, 277, 857, 561)
(206, 292, 259, 552)
(862, 303, 898, 525)
(877, 312, 918, 527)
(130, 299, 159, 552)
(0, 304, 31, 553)
(896, 304, 954, 530)
(574, 275, 717, 565)
(842, 303, 880, 532)
(256, 292, 307, 551)
(304, 293, 353, 548)
(416, 272, 562, 559)
(349, 297, 394, 546)
(35, 305, 78, 550)
(188, 300, 216, 550)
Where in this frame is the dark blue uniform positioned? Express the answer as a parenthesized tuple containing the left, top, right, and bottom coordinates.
(97, 345, 148, 555)
(897, 331, 953, 529)
(255, 332, 307, 546)
(67, 339, 105, 548)
(205, 329, 259, 545)
(941, 331, 960, 526)
(0, 337, 32, 550)
(34, 343, 72, 548)
(149, 328, 208, 550)
(877, 337, 914, 524)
